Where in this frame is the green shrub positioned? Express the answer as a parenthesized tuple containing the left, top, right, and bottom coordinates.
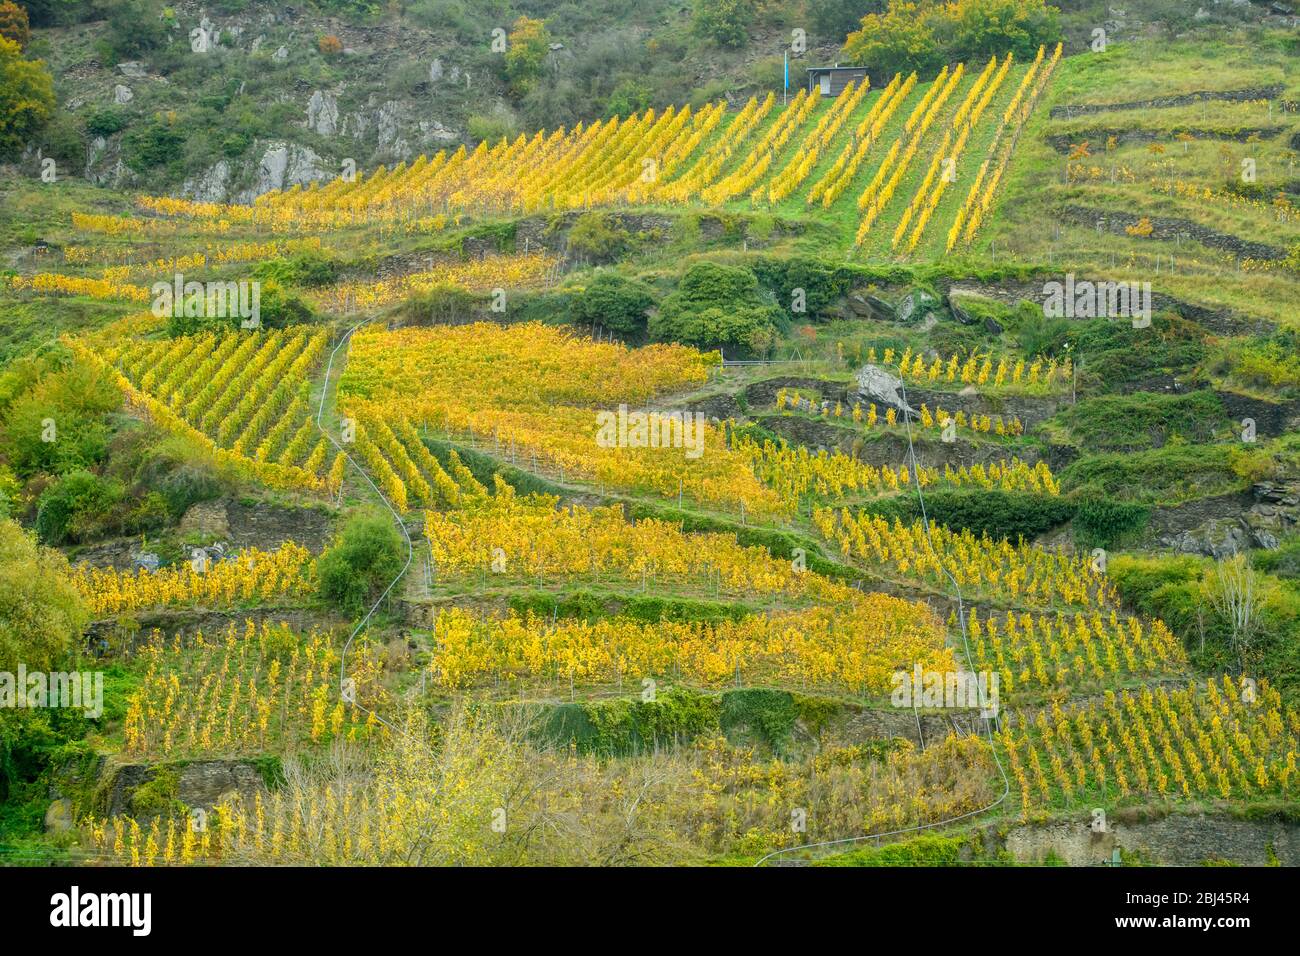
(820, 833, 977, 867)
(573, 272, 655, 336)
(721, 688, 798, 750)
(604, 78, 652, 118)
(752, 256, 855, 319)
(1255, 537, 1300, 580)
(1070, 312, 1207, 392)
(466, 110, 519, 144)
(123, 119, 185, 173)
(566, 212, 632, 263)
(1071, 496, 1151, 549)
(541, 688, 722, 756)
(35, 470, 126, 544)
(252, 250, 339, 288)
(84, 107, 129, 138)
(651, 261, 781, 354)
(691, 0, 754, 48)
(0, 363, 120, 478)
(102, 0, 168, 59)
(507, 589, 605, 623)
(844, 0, 1059, 75)
(317, 512, 406, 613)
(870, 489, 1076, 540)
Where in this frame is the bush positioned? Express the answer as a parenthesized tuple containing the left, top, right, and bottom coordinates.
(84, 107, 129, 138)
(155, 464, 221, 519)
(810, 0, 883, 44)
(35, 109, 86, 164)
(844, 0, 1060, 75)
(752, 256, 856, 319)
(1071, 496, 1151, 550)
(871, 489, 1076, 540)
(692, 0, 754, 48)
(166, 279, 312, 335)
(317, 512, 406, 614)
(17, 0, 81, 27)
(122, 119, 185, 173)
(0, 518, 87, 672)
(0, 35, 54, 160)
(1061, 444, 1241, 506)
(651, 261, 781, 354)
(252, 250, 339, 288)
(573, 272, 655, 336)
(35, 470, 125, 544)
(504, 16, 549, 95)
(721, 688, 798, 750)
(604, 79, 652, 118)
(102, 0, 168, 61)
(0, 1, 31, 47)
(466, 110, 519, 144)
(317, 34, 343, 56)
(566, 212, 631, 263)
(578, 688, 721, 756)
(1069, 312, 1207, 393)
(1255, 537, 1300, 581)
(401, 283, 479, 324)
(0, 363, 120, 477)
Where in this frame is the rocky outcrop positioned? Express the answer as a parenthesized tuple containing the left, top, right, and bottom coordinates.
(854, 364, 915, 415)
(1146, 482, 1299, 556)
(182, 141, 332, 203)
(306, 89, 341, 137)
(1148, 491, 1255, 558)
(104, 760, 269, 819)
(1245, 480, 1300, 550)
(844, 291, 897, 323)
(896, 288, 939, 324)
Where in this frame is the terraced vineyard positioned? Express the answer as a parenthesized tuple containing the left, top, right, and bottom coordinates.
(1, 0, 1298, 894)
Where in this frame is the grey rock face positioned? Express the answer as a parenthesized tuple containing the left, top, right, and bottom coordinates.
(113, 84, 134, 105)
(897, 289, 937, 324)
(1164, 517, 1250, 559)
(846, 292, 896, 322)
(854, 364, 916, 415)
(251, 142, 331, 198)
(182, 159, 232, 203)
(306, 89, 340, 137)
